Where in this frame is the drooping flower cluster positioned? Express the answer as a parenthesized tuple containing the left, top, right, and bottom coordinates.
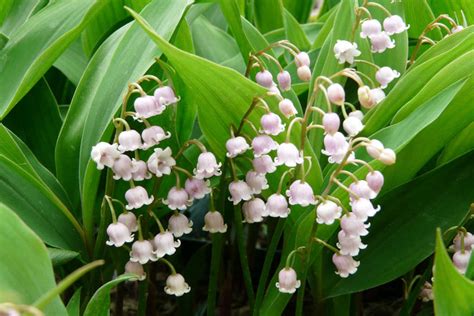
(449, 230, 474, 275)
(91, 76, 223, 296)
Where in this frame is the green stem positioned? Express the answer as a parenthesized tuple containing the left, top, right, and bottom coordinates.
(137, 276, 148, 316)
(159, 258, 177, 274)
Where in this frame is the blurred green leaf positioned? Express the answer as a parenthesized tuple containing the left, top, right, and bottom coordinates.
(0, 0, 43, 36)
(433, 228, 474, 316)
(218, 0, 253, 59)
(402, 0, 442, 40)
(66, 288, 81, 316)
(48, 248, 80, 266)
(282, 0, 314, 23)
(0, 0, 107, 119)
(282, 8, 311, 51)
(53, 38, 89, 86)
(253, 0, 283, 33)
(437, 122, 474, 166)
(428, 0, 474, 25)
(0, 203, 67, 315)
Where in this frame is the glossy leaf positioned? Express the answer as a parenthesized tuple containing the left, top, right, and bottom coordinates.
(0, 0, 43, 36)
(53, 38, 89, 86)
(402, 0, 442, 40)
(282, 0, 314, 23)
(48, 248, 80, 266)
(0, 203, 67, 315)
(253, 0, 283, 33)
(437, 122, 474, 166)
(66, 288, 82, 316)
(218, 0, 252, 59)
(0, 0, 107, 119)
(282, 9, 310, 51)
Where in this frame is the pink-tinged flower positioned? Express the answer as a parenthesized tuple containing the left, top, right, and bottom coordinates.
(125, 261, 146, 280)
(366, 139, 384, 160)
(332, 253, 360, 278)
(334, 40, 361, 64)
(184, 178, 210, 200)
(375, 66, 400, 88)
(106, 222, 134, 247)
(322, 132, 352, 164)
(168, 213, 193, 237)
(327, 83, 345, 105)
(295, 51, 311, 67)
(242, 198, 268, 223)
(343, 116, 364, 137)
(349, 180, 377, 201)
(286, 180, 316, 207)
(141, 126, 171, 149)
(269, 84, 281, 96)
(453, 250, 472, 274)
(203, 211, 227, 233)
(255, 70, 274, 88)
(163, 187, 192, 211)
(366, 171, 384, 194)
(112, 154, 134, 181)
(358, 86, 385, 109)
(134, 95, 165, 119)
(323, 112, 341, 135)
(153, 231, 181, 258)
(337, 230, 367, 256)
(419, 282, 434, 302)
(276, 267, 301, 294)
(194, 152, 222, 179)
(154, 86, 179, 106)
(316, 200, 342, 225)
(278, 98, 298, 118)
(451, 232, 474, 252)
(451, 25, 464, 33)
(164, 273, 191, 296)
(226, 136, 250, 158)
(260, 112, 285, 136)
(118, 211, 138, 232)
(369, 32, 395, 53)
(245, 171, 269, 194)
(360, 19, 382, 38)
(383, 15, 409, 35)
(130, 240, 156, 264)
(277, 71, 292, 91)
(274, 142, 303, 167)
(118, 130, 142, 152)
(350, 198, 380, 221)
(131, 159, 151, 181)
(228, 180, 253, 205)
(252, 155, 277, 175)
(266, 193, 290, 218)
(147, 147, 176, 177)
(91, 142, 120, 169)
(296, 66, 312, 81)
(252, 135, 278, 157)
(340, 213, 370, 237)
(379, 148, 396, 165)
(125, 186, 154, 210)
(349, 110, 364, 121)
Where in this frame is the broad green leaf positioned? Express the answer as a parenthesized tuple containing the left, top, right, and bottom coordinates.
(324, 150, 474, 297)
(265, 22, 323, 45)
(253, 0, 283, 33)
(66, 288, 81, 316)
(3, 78, 61, 172)
(0, 0, 107, 119)
(433, 229, 474, 316)
(437, 122, 474, 166)
(402, 0, 442, 40)
(282, 8, 311, 51)
(0, 203, 67, 315)
(282, 0, 314, 23)
(53, 38, 89, 86)
(0, 155, 84, 251)
(0, 0, 43, 36)
(218, 0, 252, 59)
(311, 4, 337, 50)
(48, 248, 80, 266)
(428, 0, 474, 25)
(83, 274, 138, 316)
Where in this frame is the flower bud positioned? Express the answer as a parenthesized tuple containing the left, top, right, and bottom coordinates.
(342, 116, 364, 137)
(340, 213, 369, 237)
(255, 70, 274, 88)
(228, 180, 253, 205)
(203, 211, 227, 233)
(118, 211, 138, 232)
(276, 267, 301, 294)
(125, 261, 146, 280)
(118, 130, 142, 152)
(316, 200, 342, 225)
(286, 180, 316, 207)
(322, 132, 351, 164)
(332, 253, 360, 278)
(226, 136, 250, 158)
(366, 171, 384, 194)
(194, 152, 222, 179)
(269, 84, 281, 96)
(277, 71, 292, 91)
(366, 139, 384, 159)
(153, 231, 181, 258)
(252, 134, 278, 157)
(295, 51, 310, 67)
(451, 232, 474, 252)
(131, 159, 151, 181)
(453, 250, 471, 274)
(252, 155, 276, 175)
(350, 198, 380, 221)
(383, 15, 409, 35)
(147, 147, 176, 177)
(349, 180, 377, 201)
(242, 198, 268, 223)
(91, 142, 120, 169)
(260, 112, 285, 136)
(106, 222, 134, 247)
(266, 193, 290, 218)
(451, 25, 464, 33)
(296, 66, 312, 81)
(130, 240, 156, 264)
(164, 273, 191, 296)
(141, 126, 171, 149)
(154, 86, 178, 106)
(337, 230, 367, 256)
(245, 171, 269, 194)
(378, 148, 396, 165)
(327, 83, 345, 105)
(323, 112, 340, 134)
(274, 142, 303, 167)
(184, 177, 210, 200)
(360, 19, 382, 38)
(112, 154, 134, 181)
(369, 32, 395, 53)
(125, 186, 154, 210)
(278, 98, 297, 118)
(375, 66, 400, 88)
(334, 40, 361, 64)
(168, 213, 193, 237)
(163, 187, 192, 211)
(349, 110, 364, 121)
(419, 282, 433, 302)
(134, 95, 164, 119)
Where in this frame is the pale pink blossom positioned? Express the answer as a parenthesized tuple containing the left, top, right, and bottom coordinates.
(106, 222, 134, 247)
(163, 187, 192, 211)
(252, 134, 278, 157)
(164, 273, 191, 296)
(274, 142, 303, 167)
(255, 70, 274, 88)
(337, 230, 367, 256)
(203, 211, 227, 233)
(260, 112, 285, 136)
(154, 86, 179, 106)
(369, 32, 395, 53)
(147, 147, 176, 177)
(278, 99, 298, 118)
(242, 198, 268, 223)
(112, 154, 134, 181)
(266, 193, 290, 218)
(130, 240, 156, 264)
(276, 267, 301, 293)
(228, 180, 253, 205)
(323, 112, 340, 135)
(168, 213, 193, 237)
(118, 130, 142, 152)
(194, 152, 222, 179)
(332, 253, 360, 278)
(91, 142, 120, 170)
(316, 200, 342, 225)
(184, 178, 210, 200)
(376, 66, 400, 88)
(118, 211, 138, 232)
(141, 126, 171, 149)
(286, 180, 316, 207)
(277, 71, 292, 91)
(252, 155, 277, 174)
(360, 19, 382, 38)
(226, 136, 250, 158)
(334, 40, 361, 64)
(153, 231, 181, 258)
(340, 213, 370, 237)
(327, 83, 345, 105)
(383, 15, 409, 35)
(125, 186, 154, 210)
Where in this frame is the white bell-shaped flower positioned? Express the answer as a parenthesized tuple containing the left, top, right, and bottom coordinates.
(366, 139, 385, 160)
(260, 112, 285, 136)
(296, 65, 312, 81)
(286, 180, 316, 207)
(91, 142, 120, 170)
(228, 180, 253, 205)
(203, 211, 227, 233)
(125, 261, 146, 280)
(252, 134, 278, 157)
(278, 98, 298, 118)
(369, 32, 395, 53)
(131, 159, 151, 181)
(322, 132, 352, 164)
(226, 136, 250, 158)
(245, 171, 269, 194)
(252, 155, 277, 175)
(153, 231, 181, 258)
(134, 95, 165, 119)
(360, 19, 382, 38)
(332, 253, 360, 278)
(147, 147, 176, 177)
(184, 177, 210, 200)
(118, 130, 142, 152)
(378, 148, 396, 165)
(164, 273, 191, 296)
(118, 211, 138, 232)
(106, 222, 134, 247)
(340, 213, 370, 237)
(350, 198, 380, 221)
(316, 200, 342, 225)
(266, 193, 290, 218)
(349, 180, 377, 201)
(323, 112, 341, 135)
(451, 25, 464, 33)
(453, 250, 472, 274)
(334, 40, 361, 64)
(163, 187, 192, 211)
(274, 142, 303, 167)
(141, 126, 171, 150)
(327, 83, 345, 105)
(125, 186, 154, 210)
(276, 267, 301, 294)
(194, 152, 222, 179)
(295, 52, 310, 67)
(255, 70, 274, 88)
(366, 171, 384, 194)
(130, 240, 156, 264)
(337, 230, 367, 256)
(168, 213, 193, 237)
(277, 71, 292, 91)
(375, 66, 400, 88)
(154, 86, 179, 106)
(242, 198, 268, 223)
(419, 282, 434, 302)
(343, 116, 364, 137)
(112, 154, 134, 181)
(451, 232, 474, 252)
(383, 15, 409, 35)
